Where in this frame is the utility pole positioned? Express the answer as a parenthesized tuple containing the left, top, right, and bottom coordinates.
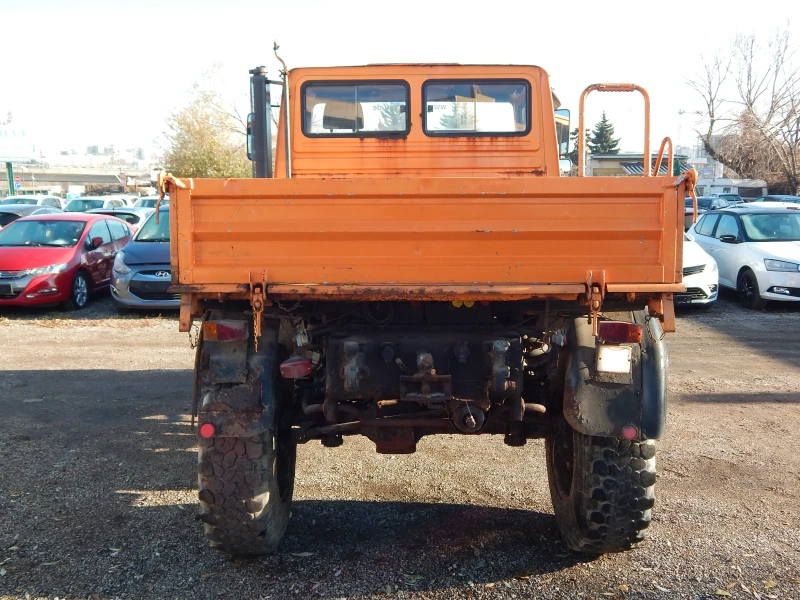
(5, 162, 13, 196)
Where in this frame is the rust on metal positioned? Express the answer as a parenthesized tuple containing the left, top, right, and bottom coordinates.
(268, 284, 585, 302)
(678, 168, 700, 225)
(606, 283, 685, 293)
(249, 272, 268, 352)
(647, 295, 676, 333)
(585, 269, 606, 337)
(179, 293, 193, 332)
(399, 350, 453, 402)
(155, 171, 187, 224)
(488, 340, 512, 392)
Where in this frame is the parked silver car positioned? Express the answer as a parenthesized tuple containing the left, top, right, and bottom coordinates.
(0, 204, 63, 229)
(110, 205, 178, 312)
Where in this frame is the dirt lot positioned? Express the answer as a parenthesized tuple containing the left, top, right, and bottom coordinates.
(1, 293, 799, 600)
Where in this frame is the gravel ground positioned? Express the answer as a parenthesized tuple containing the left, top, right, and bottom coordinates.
(0, 292, 799, 600)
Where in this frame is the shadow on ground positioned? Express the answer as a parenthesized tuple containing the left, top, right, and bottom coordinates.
(0, 368, 594, 600)
(674, 288, 800, 370)
(0, 292, 178, 323)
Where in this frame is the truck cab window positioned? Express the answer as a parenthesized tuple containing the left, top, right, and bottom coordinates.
(423, 81, 529, 135)
(303, 82, 409, 137)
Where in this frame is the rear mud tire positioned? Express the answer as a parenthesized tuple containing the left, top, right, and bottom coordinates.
(195, 316, 296, 556)
(197, 428, 295, 556)
(546, 410, 656, 553)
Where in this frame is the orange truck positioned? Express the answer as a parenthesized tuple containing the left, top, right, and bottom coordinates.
(160, 57, 692, 557)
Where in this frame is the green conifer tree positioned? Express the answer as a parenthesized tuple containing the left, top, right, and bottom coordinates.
(587, 112, 621, 155)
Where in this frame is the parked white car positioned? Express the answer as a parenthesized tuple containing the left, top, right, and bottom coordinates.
(134, 195, 167, 208)
(677, 234, 718, 307)
(0, 194, 64, 210)
(63, 197, 127, 212)
(687, 205, 800, 309)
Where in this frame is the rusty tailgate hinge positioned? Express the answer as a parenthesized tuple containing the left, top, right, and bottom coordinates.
(155, 170, 187, 224)
(585, 269, 606, 337)
(249, 271, 270, 352)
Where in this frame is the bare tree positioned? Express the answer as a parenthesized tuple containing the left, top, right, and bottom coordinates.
(162, 89, 250, 179)
(688, 26, 800, 193)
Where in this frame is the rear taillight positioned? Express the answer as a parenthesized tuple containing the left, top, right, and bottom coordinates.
(597, 321, 642, 344)
(199, 423, 215, 438)
(202, 320, 248, 342)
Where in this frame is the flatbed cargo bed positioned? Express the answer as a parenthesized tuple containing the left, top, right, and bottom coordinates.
(168, 175, 686, 302)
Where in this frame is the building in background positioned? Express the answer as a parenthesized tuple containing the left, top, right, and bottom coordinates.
(586, 153, 689, 177)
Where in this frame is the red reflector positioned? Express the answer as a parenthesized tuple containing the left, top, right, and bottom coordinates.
(199, 423, 215, 438)
(280, 356, 313, 379)
(597, 321, 642, 344)
(622, 424, 638, 440)
(203, 320, 247, 342)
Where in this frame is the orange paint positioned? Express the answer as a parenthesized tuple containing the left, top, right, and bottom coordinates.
(166, 65, 687, 311)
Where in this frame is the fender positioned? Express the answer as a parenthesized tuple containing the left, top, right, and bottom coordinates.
(563, 310, 666, 440)
(196, 320, 278, 438)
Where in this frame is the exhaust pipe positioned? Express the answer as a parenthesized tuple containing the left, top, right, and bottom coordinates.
(274, 42, 292, 179)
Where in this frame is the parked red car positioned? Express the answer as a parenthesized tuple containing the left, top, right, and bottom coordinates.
(0, 213, 132, 309)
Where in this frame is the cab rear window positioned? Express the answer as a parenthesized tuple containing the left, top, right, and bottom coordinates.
(302, 82, 409, 137)
(423, 80, 529, 136)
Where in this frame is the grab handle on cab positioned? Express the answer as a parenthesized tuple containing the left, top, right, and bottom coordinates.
(577, 83, 650, 178)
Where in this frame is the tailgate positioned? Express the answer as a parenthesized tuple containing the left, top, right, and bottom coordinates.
(168, 176, 684, 300)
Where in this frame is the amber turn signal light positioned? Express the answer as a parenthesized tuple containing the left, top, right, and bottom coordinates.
(202, 320, 247, 342)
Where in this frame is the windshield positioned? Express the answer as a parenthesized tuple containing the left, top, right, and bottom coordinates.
(65, 199, 105, 212)
(135, 210, 170, 242)
(0, 219, 86, 247)
(135, 199, 166, 208)
(0, 197, 37, 205)
(0, 213, 22, 227)
(741, 213, 800, 241)
(686, 198, 724, 210)
(115, 213, 141, 225)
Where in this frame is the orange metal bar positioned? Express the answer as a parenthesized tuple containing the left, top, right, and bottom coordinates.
(578, 83, 650, 177)
(652, 137, 674, 177)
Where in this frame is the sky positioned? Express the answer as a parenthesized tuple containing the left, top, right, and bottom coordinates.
(1, 0, 796, 158)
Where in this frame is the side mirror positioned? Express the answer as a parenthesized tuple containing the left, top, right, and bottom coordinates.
(719, 234, 739, 244)
(91, 236, 104, 248)
(246, 113, 254, 161)
(554, 108, 570, 158)
(558, 159, 572, 175)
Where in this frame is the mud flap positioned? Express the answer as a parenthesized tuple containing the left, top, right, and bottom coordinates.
(563, 311, 666, 440)
(197, 322, 279, 438)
